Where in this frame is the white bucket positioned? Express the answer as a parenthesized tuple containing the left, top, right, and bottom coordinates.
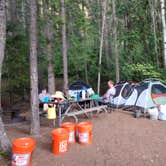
(12, 153, 30, 166)
(159, 104, 166, 121)
(148, 107, 158, 120)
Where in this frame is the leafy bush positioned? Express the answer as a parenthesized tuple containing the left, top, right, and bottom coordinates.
(121, 63, 166, 82)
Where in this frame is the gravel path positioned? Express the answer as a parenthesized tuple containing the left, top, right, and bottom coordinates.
(1, 111, 166, 166)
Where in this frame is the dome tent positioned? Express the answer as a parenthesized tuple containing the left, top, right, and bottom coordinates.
(110, 79, 166, 117)
(68, 81, 94, 99)
(110, 81, 136, 108)
(69, 81, 90, 90)
(125, 79, 166, 117)
(125, 79, 166, 108)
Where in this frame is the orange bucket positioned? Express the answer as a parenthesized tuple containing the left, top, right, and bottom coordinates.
(52, 128, 69, 155)
(12, 137, 35, 166)
(77, 121, 92, 145)
(61, 122, 76, 144)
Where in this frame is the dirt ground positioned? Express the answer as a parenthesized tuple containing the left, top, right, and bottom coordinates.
(1, 110, 166, 166)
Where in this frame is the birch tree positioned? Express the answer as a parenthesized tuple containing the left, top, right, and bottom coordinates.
(9, 0, 16, 23)
(21, 0, 26, 31)
(0, 0, 11, 152)
(29, 0, 40, 135)
(160, 0, 166, 69)
(104, 16, 111, 70)
(149, 0, 159, 67)
(44, 0, 55, 94)
(82, 0, 89, 85)
(97, 0, 107, 94)
(112, 0, 119, 82)
(61, 0, 68, 95)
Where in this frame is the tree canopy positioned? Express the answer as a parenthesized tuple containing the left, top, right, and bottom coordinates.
(2, 0, 166, 98)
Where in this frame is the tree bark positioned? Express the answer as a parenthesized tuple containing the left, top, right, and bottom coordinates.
(29, 0, 40, 136)
(61, 0, 68, 95)
(9, 0, 16, 23)
(149, 0, 159, 67)
(104, 15, 111, 70)
(44, 0, 56, 94)
(112, 0, 120, 82)
(160, 0, 166, 69)
(0, 0, 11, 152)
(82, 0, 89, 85)
(21, 0, 26, 31)
(46, 22, 55, 94)
(97, 0, 107, 94)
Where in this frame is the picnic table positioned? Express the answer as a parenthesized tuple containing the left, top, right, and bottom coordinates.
(54, 98, 108, 126)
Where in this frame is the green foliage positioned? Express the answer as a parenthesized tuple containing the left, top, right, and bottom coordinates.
(3, 23, 30, 93)
(121, 63, 166, 82)
(2, 0, 166, 98)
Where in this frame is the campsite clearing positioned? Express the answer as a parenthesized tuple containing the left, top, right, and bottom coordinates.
(1, 111, 166, 166)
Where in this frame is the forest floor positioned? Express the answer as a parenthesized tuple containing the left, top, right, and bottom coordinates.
(1, 110, 166, 166)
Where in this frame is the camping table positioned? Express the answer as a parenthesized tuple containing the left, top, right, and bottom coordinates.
(56, 98, 108, 126)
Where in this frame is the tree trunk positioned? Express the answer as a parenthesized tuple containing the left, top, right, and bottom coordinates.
(0, 0, 11, 152)
(112, 0, 120, 82)
(160, 0, 166, 69)
(0, 117, 11, 152)
(84, 46, 89, 85)
(149, 0, 159, 67)
(9, 0, 16, 23)
(44, 0, 56, 94)
(21, 0, 26, 31)
(97, 0, 107, 94)
(104, 16, 111, 70)
(29, 0, 40, 136)
(61, 0, 68, 95)
(82, 0, 89, 85)
(46, 22, 55, 94)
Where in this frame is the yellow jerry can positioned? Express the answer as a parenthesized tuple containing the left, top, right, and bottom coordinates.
(47, 105, 56, 119)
